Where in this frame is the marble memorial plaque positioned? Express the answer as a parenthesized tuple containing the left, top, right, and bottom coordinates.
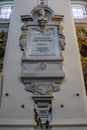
(29, 30, 56, 56)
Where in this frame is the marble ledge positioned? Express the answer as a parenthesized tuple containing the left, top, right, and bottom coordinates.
(0, 119, 87, 127)
(51, 119, 87, 126)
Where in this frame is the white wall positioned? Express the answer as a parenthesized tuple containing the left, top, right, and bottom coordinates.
(0, 0, 87, 129)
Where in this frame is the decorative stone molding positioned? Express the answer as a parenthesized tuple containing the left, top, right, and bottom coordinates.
(33, 95, 53, 129)
(19, 0, 65, 129)
(25, 81, 60, 95)
(31, 1, 54, 23)
(19, 25, 28, 51)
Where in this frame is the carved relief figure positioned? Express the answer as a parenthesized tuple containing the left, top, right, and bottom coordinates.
(38, 9, 47, 26)
(57, 26, 66, 50)
(19, 25, 28, 51)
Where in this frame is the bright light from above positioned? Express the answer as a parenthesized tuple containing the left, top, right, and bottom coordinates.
(72, 4, 86, 18)
(0, 5, 12, 19)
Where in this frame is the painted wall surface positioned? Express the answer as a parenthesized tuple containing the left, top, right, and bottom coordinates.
(0, 0, 87, 129)
(0, 73, 2, 102)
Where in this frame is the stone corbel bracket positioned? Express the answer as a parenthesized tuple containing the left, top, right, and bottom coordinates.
(32, 95, 53, 130)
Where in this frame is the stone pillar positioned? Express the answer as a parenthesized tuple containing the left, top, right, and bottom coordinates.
(0, 0, 87, 130)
